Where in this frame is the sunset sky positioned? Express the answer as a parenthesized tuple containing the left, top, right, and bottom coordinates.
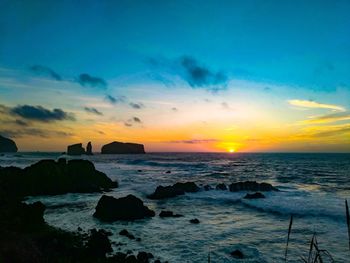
(0, 0, 349, 152)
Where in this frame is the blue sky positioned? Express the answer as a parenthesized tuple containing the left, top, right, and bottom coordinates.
(0, 0, 349, 152)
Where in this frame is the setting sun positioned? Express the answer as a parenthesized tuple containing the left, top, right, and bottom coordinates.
(229, 149, 236, 153)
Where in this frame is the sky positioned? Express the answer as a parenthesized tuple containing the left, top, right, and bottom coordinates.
(0, 0, 349, 152)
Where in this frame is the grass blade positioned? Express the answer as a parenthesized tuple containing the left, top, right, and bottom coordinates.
(285, 214, 293, 262)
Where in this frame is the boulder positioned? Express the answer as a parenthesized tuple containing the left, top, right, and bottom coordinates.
(189, 218, 200, 224)
(230, 249, 244, 259)
(229, 181, 278, 192)
(0, 159, 118, 197)
(86, 229, 112, 257)
(159, 210, 183, 218)
(93, 195, 155, 221)
(244, 192, 266, 199)
(67, 143, 85, 155)
(119, 229, 135, 240)
(137, 251, 154, 263)
(216, 183, 227, 190)
(203, 185, 213, 191)
(147, 182, 199, 199)
(86, 141, 93, 155)
(101, 141, 145, 154)
(0, 135, 18, 152)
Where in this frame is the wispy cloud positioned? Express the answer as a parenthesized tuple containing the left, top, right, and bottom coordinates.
(302, 111, 350, 124)
(129, 102, 145, 109)
(288, 99, 345, 112)
(105, 95, 126, 105)
(169, 139, 220, 144)
(29, 65, 62, 81)
(84, 107, 103, 116)
(77, 74, 107, 88)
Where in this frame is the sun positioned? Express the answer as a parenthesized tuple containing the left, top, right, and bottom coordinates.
(228, 148, 235, 153)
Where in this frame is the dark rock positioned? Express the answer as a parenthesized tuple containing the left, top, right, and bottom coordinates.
(136, 237, 141, 242)
(137, 251, 154, 263)
(230, 249, 244, 259)
(159, 210, 183, 218)
(108, 252, 127, 262)
(77, 226, 82, 231)
(203, 185, 213, 191)
(0, 135, 18, 152)
(244, 192, 266, 199)
(86, 229, 113, 257)
(216, 183, 227, 190)
(229, 181, 278, 192)
(86, 141, 93, 155)
(165, 170, 171, 174)
(93, 195, 155, 221)
(148, 182, 199, 199)
(154, 260, 161, 263)
(101, 141, 145, 154)
(125, 255, 138, 263)
(67, 143, 85, 155)
(0, 159, 118, 197)
(119, 229, 135, 239)
(190, 218, 200, 224)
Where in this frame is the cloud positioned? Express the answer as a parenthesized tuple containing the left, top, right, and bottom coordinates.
(302, 111, 350, 124)
(77, 74, 107, 88)
(288, 100, 345, 112)
(10, 105, 75, 122)
(105, 95, 126, 105)
(169, 139, 220, 144)
(129, 102, 144, 109)
(84, 107, 103, 116)
(147, 56, 228, 89)
(221, 102, 230, 110)
(124, 122, 133, 127)
(29, 65, 62, 81)
(0, 128, 74, 138)
(14, 119, 28, 126)
(172, 107, 178, 112)
(132, 117, 141, 123)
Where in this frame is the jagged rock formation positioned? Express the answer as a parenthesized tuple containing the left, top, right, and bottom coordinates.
(0, 135, 18, 152)
(0, 158, 118, 197)
(86, 141, 93, 155)
(101, 141, 145, 154)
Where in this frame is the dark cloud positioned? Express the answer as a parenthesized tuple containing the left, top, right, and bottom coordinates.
(129, 102, 144, 109)
(84, 107, 103, 116)
(169, 139, 220, 144)
(15, 119, 28, 126)
(132, 117, 141, 123)
(10, 105, 75, 122)
(78, 74, 107, 88)
(180, 56, 227, 87)
(0, 128, 73, 138)
(124, 122, 133, 127)
(29, 65, 62, 81)
(105, 95, 126, 105)
(172, 107, 178, 112)
(147, 56, 228, 89)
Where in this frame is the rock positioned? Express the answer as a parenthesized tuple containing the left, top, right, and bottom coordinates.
(229, 181, 278, 192)
(109, 252, 127, 262)
(119, 229, 135, 239)
(86, 141, 93, 155)
(203, 185, 213, 191)
(101, 141, 145, 154)
(0, 135, 18, 152)
(137, 251, 154, 263)
(125, 255, 138, 263)
(216, 183, 227, 190)
(93, 195, 155, 221)
(148, 182, 199, 199)
(136, 237, 141, 242)
(230, 249, 244, 259)
(0, 159, 118, 197)
(86, 229, 113, 257)
(159, 210, 183, 218)
(190, 218, 200, 224)
(165, 170, 171, 174)
(67, 143, 85, 155)
(244, 192, 266, 199)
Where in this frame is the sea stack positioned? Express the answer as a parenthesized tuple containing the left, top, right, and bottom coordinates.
(0, 135, 18, 152)
(67, 143, 85, 155)
(86, 141, 93, 155)
(101, 141, 145, 154)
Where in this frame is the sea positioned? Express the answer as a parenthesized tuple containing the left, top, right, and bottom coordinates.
(1, 152, 349, 262)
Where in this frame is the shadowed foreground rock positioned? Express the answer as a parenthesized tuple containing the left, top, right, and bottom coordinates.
(159, 210, 183, 218)
(101, 141, 145, 154)
(229, 181, 278, 192)
(0, 159, 118, 197)
(0, 135, 18, 152)
(94, 194, 155, 221)
(148, 182, 199, 199)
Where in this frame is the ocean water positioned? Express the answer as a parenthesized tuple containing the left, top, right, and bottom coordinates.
(1, 153, 349, 262)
